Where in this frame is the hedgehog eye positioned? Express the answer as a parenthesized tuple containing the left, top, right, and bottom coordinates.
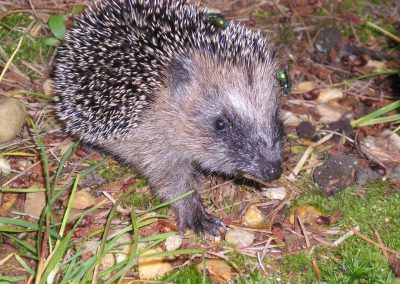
(215, 118, 228, 131)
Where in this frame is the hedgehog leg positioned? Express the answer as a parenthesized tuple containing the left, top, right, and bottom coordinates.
(175, 191, 225, 236)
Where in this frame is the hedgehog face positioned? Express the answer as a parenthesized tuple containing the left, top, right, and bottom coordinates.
(169, 55, 284, 181)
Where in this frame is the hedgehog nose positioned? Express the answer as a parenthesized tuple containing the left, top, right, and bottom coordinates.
(261, 160, 282, 181)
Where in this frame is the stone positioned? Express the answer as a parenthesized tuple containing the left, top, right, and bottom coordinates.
(313, 152, 360, 196)
(262, 187, 287, 200)
(164, 235, 182, 251)
(225, 228, 254, 247)
(138, 248, 173, 280)
(0, 157, 12, 175)
(0, 97, 26, 143)
(315, 103, 347, 123)
(318, 88, 344, 103)
(70, 190, 96, 209)
(243, 205, 265, 226)
(24, 191, 46, 217)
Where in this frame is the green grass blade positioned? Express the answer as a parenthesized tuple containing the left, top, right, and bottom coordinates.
(140, 190, 195, 215)
(81, 179, 146, 283)
(105, 210, 140, 283)
(352, 100, 400, 127)
(355, 114, 400, 127)
(15, 254, 36, 277)
(0, 217, 60, 239)
(52, 141, 79, 190)
(3, 233, 38, 255)
(48, 156, 108, 205)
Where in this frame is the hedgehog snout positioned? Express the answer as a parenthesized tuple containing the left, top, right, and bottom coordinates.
(260, 160, 282, 181)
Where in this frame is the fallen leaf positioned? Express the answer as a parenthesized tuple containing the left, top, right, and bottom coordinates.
(271, 222, 285, 245)
(389, 255, 400, 277)
(243, 205, 265, 226)
(197, 259, 232, 281)
(290, 205, 323, 226)
(315, 209, 344, 225)
(138, 248, 173, 280)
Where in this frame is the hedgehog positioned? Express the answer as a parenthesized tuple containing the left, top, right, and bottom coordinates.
(53, 0, 287, 235)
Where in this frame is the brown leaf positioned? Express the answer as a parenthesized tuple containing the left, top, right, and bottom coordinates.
(389, 255, 400, 277)
(271, 222, 285, 245)
(290, 205, 323, 225)
(315, 209, 344, 225)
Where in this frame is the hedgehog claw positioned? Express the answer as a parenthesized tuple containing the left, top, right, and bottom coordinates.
(176, 195, 225, 236)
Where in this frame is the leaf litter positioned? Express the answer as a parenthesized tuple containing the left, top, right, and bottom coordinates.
(0, 0, 400, 282)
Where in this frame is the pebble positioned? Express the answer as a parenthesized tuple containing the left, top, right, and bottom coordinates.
(0, 157, 12, 175)
(313, 152, 360, 196)
(71, 190, 96, 209)
(24, 191, 46, 217)
(281, 110, 302, 127)
(114, 233, 133, 263)
(243, 205, 265, 226)
(356, 168, 382, 185)
(42, 79, 54, 96)
(315, 103, 347, 123)
(366, 60, 387, 72)
(294, 81, 316, 93)
(296, 121, 318, 141)
(262, 187, 287, 200)
(317, 88, 344, 103)
(164, 235, 182, 251)
(314, 26, 342, 52)
(0, 97, 26, 143)
(138, 248, 173, 280)
(321, 118, 353, 143)
(225, 228, 255, 247)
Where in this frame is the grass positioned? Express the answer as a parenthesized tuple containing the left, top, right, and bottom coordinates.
(0, 123, 202, 283)
(277, 179, 399, 282)
(1, 1, 399, 283)
(162, 264, 212, 284)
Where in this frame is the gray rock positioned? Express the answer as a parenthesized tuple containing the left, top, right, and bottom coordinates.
(314, 152, 360, 196)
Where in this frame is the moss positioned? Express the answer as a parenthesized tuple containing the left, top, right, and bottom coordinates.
(0, 13, 52, 78)
(98, 164, 130, 181)
(162, 264, 211, 284)
(282, 179, 399, 282)
(125, 191, 163, 211)
(231, 271, 278, 284)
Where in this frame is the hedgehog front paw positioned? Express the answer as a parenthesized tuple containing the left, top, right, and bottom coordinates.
(176, 195, 226, 236)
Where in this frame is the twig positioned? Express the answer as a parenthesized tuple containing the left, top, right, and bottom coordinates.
(312, 260, 321, 280)
(375, 230, 389, 260)
(260, 236, 274, 261)
(331, 225, 359, 247)
(288, 132, 334, 181)
(353, 229, 400, 256)
(297, 216, 310, 248)
(257, 252, 266, 273)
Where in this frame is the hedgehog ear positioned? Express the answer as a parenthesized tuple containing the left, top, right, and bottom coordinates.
(168, 57, 196, 97)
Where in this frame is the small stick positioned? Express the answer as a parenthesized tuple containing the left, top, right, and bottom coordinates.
(312, 260, 321, 280)
(375, 230, 389, 260)
(297, 216, 310, 248)
(257, 252, 266, 274)
(260, 236, 274, 261)
(353, 229, 400, 255)
(331, 225, 359, 247)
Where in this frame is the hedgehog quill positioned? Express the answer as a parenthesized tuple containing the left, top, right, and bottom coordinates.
(54, 0, 288, 235)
